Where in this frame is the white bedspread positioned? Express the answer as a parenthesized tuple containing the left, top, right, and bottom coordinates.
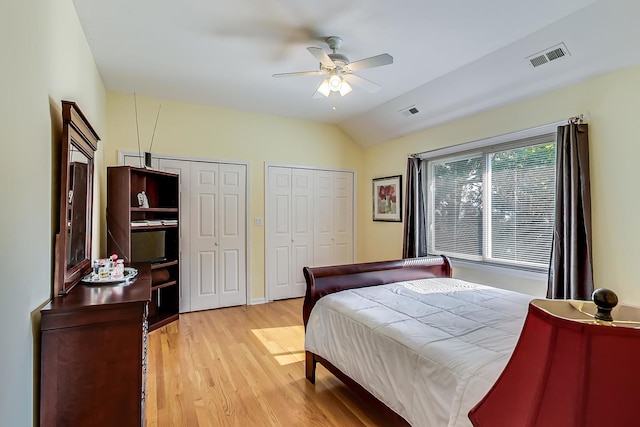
(305, 277, 532, 427)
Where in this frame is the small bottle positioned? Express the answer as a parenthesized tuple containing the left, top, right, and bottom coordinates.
(98, 258, 108, 279)
(98, 266, 109, 279)
(112, 259, 125, 279)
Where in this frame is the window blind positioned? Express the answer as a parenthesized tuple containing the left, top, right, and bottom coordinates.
(427, 132, 556, 270)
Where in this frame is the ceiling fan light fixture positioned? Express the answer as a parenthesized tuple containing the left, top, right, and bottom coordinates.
(328, 73, 342, 92)
(315, 78, 331, 97)
(339, 80, 352, 96)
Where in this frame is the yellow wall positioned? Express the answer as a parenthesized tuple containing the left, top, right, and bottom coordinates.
(0, 0, 106, 425)
(361, 65, 640, 305)
(104, 93, 364, 301)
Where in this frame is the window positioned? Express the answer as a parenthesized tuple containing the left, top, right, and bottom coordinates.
(427, 132, 556, 270)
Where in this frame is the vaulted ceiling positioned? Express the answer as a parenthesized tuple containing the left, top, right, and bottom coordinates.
(74, 0, 640, 146)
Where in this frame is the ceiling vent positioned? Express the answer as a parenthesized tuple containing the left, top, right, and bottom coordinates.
(400, 105, 420, 117)
(526, 43, 571, 68)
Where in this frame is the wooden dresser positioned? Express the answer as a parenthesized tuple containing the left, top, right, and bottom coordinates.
(39, 264, 151, 427)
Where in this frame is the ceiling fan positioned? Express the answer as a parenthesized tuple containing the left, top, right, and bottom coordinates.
(273, 36, 393, 98)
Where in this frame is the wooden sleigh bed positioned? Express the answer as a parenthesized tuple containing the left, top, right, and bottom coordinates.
(302, 256, 533, 427)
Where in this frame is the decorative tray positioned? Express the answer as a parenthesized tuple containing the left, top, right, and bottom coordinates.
(82, 267, 138, 285)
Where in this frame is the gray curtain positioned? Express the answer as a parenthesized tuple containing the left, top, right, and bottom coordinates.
(402, 157, 428, 258)
(547, 122, 593, 300)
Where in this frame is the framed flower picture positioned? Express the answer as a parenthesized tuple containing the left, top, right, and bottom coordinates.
(372, 175, 402, 222)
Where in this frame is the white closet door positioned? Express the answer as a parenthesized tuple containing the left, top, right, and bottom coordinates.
(218, 163, 247, 307)
(157, 159, 191, 313)
(333, 171, 354, 265)
(190, 162, 220, 311)
(266, 166, 354, 300)
(314, 170, 336, 267)
(267, 167, 293, 300)
(266, 167, 315, 300)
(291, 169, 315, 297)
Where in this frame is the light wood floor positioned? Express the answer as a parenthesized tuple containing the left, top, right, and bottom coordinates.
(145, 298, 385, 426)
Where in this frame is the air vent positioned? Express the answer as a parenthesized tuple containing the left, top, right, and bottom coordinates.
(400, 105, 420, 117)
(546, 47, 565, 61)
(526, 43, 571, 68)
(529, 55, 548, 67)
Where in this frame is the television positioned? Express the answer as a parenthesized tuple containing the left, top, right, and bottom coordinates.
(130, 231, 166, 264)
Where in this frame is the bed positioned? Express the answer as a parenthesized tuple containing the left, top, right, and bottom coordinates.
(302, 256, 533, 426)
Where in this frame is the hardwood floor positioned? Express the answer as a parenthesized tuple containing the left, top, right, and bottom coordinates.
(145, 298, 385, 426)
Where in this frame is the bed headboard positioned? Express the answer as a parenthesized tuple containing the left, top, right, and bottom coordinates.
(302, 256, 451, 327)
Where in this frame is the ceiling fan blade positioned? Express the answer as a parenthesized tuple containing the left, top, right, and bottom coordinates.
(347, 54, 393, 72)
(343, 74, 381, 93)
(273, 70, 325, 78)
(307, 47, 335, 68)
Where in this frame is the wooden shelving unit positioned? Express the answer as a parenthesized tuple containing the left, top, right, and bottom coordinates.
(107, 166, 180, 331)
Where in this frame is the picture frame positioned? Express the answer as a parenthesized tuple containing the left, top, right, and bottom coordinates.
(372, 175, 402, 222)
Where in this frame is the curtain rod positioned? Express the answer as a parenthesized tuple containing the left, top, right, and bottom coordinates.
(408, 111, 590, 158)
(569, 112, 591, 124)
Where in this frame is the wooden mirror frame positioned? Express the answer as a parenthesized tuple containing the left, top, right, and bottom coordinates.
(53, 101, 100, 296)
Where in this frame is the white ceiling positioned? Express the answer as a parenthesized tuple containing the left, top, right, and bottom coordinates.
(73, 0, 640, 147)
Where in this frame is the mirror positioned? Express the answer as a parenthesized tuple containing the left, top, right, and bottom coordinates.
(54, 101, 100, 296)
(66, 146, 90, 269)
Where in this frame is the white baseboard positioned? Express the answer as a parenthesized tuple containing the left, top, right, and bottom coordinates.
(250, 298, 266, 305)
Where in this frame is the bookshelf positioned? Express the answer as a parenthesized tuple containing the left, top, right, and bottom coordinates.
(107, 166, 180, 330)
